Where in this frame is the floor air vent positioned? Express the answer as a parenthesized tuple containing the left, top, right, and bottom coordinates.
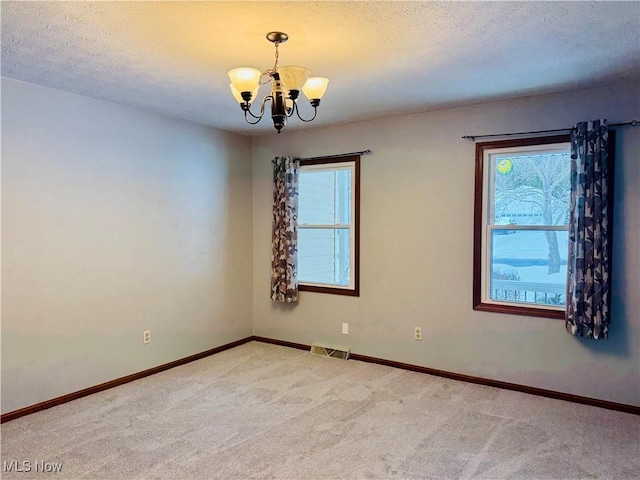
(310, 343, 350, 360)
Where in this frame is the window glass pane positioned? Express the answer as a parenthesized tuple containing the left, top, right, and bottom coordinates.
(490, 229, 568, 306)
(298, 228, 350, 286)
(335, 168, 352, 225)
(493, 152, 570, 226)
(299, 168, 351, 225)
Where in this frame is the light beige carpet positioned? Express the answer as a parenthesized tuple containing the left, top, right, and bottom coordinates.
(1, 341, 639, 479)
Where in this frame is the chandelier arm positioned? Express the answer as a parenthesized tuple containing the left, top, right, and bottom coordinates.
(243, 111, 263, 125)
(244, 107, 262, 120)
(286, 100, 297, 118)
(243, 96, 272, 122)
(294, 104, 319, 123)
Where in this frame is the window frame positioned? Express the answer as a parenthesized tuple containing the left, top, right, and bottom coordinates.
(298, 155, 360, 297)
(473, 135, 570, 319)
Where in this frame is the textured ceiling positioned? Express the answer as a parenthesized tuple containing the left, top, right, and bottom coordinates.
(2, 1, 639, 136)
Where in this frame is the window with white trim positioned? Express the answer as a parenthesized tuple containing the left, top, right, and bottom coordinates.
(473, 135, 570, 319)
(298, 156, 359, 296)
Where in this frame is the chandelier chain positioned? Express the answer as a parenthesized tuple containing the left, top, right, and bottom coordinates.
(259, 41, 280, 85)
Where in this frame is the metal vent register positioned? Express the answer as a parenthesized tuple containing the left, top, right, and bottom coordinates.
(310, 343, 350, 360)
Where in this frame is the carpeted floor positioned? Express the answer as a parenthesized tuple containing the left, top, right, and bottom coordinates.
(1, 341, 639, 479)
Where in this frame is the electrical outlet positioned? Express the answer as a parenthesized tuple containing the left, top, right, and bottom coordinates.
(143, 330, 151, 344)
(414, 327, 423, 341)
(342, 322, 349, 335)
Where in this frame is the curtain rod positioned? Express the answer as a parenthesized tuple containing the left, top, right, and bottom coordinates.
(297, 149, 372, 161)
(271, 150, 372, 164)
(462, 120, 638, 141)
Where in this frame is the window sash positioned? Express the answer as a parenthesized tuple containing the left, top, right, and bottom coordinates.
(485, 143, 569, 227)
(299, 224, 351, 228)
(489, 225, 567, 232)
(483, 226, 568, 311)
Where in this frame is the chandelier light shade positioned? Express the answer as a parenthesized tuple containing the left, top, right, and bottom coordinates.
(227, 68, 262, 98)
(227, 32, 329, 133)
(302, 77, 329, 104)
(229, 84, 259, 104)
(278, 66, 310, 97)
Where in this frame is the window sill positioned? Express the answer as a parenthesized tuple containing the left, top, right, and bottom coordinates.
(299, 284, 359, 297)
(473, 301, 565, 319)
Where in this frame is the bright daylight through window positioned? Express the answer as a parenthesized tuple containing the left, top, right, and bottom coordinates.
(473, 136, 570, 319)
(298, 156, 359, 296)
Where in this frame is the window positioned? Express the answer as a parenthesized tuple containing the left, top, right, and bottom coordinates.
(473, 135, 570, 319)
(298, 156, 360, 296)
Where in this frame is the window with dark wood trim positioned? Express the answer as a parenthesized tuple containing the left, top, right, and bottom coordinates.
(298, 155, 360, 297)
(473, 135, 571, 319)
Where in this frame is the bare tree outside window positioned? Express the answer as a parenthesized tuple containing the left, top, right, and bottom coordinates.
(493, 152, 571, 274)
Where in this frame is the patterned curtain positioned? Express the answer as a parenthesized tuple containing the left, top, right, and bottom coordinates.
(271, 156, 299, 303)
(566, 120, 612, 339)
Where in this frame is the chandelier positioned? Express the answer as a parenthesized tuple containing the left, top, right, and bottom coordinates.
(228, 32, 329, 133)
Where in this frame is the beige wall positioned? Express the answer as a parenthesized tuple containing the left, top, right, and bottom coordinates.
(1, 78, 253, 413)
(252, 82, 640, 406)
